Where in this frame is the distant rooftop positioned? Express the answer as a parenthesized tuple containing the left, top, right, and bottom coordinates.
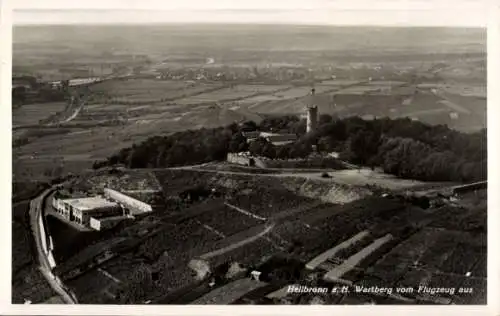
(270, 140, 296, 146)
(60, 196, 119, 211)
(244, 132, 298, 143)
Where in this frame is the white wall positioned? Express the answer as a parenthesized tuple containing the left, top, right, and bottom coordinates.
(89, 217, 101, 231)
(104, 188, 152, 214)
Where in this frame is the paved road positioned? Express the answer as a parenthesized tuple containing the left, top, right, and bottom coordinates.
(29, 188, 78, 304)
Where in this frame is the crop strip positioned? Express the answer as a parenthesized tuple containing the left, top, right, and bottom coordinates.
(323, 234, 393, 282)
(306, 230, 370, 270)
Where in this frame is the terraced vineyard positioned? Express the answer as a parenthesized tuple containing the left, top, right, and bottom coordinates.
(193, 203, 263, 236)
(227, 188, 319, 219)
(46, 164, 486, 305)
(226, 190, 487, 305)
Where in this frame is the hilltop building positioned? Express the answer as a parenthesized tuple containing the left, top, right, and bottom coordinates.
(242, 89, 318, 145)
(306, 88, 318, 133)
(261, 132, 298, 146)
(52, 187, 159, 231)
(89, 215, 132, 231)
(52, 196, 123, 226)
(243, 131, 298, 146)
(103, 188, 156, 215)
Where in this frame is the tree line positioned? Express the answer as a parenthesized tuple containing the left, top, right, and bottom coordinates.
(95, 114, 486, 183)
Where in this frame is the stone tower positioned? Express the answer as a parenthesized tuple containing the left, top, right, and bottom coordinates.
(306, 88, 318, 133)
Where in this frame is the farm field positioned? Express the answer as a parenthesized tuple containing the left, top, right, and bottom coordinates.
(438, 91, 487, 114)
(441, 84, 486, 98)
(365, 80, 407, 86)
(12, 82, 274, 181)
(317, 79, 362, 86)
(12, 102, 67, 127)
(334, 86, 384, 94)
(241, 85, 335, 103)
(92, 79, 197, 94)
(12, 73, 486, 182)
(241, 86, 485, 132)
(175, 84, 292, 105)
(91, 79, 226, 103)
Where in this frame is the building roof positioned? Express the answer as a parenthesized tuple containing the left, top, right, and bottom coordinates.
(271, 141, 296, 146)
(258, 132, 277, 138)
(60, 196, 119, 211)
(246, 132, 298, 143)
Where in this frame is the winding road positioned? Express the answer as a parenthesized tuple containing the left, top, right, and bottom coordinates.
(29, 187, 78, 304)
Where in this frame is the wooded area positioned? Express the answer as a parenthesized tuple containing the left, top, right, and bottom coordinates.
(96, 115, 486, 183)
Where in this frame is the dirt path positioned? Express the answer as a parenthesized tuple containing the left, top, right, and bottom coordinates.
(225, 202, 267, 221)
(167, 165, 427, 190)
(61, 103, 83, 123)
(170, 166, 333, 182)
(199, 223, 275, 260)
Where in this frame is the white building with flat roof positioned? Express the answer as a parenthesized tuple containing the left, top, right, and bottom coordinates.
(103, 188, 153, 215)
(53, 197, 122, 226)
(90, 215, 132, 231)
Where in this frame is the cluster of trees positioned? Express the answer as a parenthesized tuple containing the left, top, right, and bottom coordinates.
(305, 116, 486, 182)
(96, 124, 239, 169)
(12, 86, 66, 107)
(12, 76, 68, 107)
(98, 114, 486, 183)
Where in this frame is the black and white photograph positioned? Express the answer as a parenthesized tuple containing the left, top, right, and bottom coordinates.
(5, 0, 494, 309)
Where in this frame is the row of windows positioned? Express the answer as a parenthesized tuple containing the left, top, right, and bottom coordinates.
(55, 207, 84, 225)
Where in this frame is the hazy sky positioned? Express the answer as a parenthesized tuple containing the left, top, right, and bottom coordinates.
(12, 0, 489, 27)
